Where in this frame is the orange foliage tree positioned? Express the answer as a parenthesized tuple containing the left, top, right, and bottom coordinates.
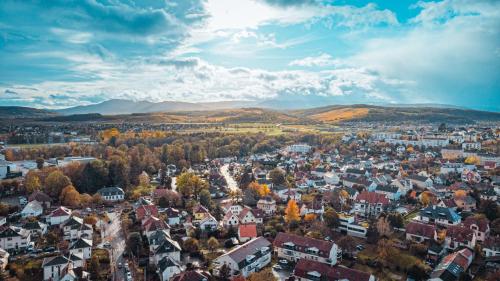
(285, 199, 300, 223)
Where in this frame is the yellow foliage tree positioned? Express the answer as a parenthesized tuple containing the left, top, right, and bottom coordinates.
(102, 128, 120, 142)
(420, 191, 433, 207)
(25, 171, 42, 193)
(464, 156, 480, 165)
(285, 199, 300, 223)
(406, 146, 414, 153)
(59, 185, 81, 207)
(454, 189, 467, 198)
(304, 213, 316, 222)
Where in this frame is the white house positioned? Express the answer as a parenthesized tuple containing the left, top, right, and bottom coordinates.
(62, 216, 93, 241)
(0, 227, 31, 251)
(69, 238, 92, 260)
(96, 186, 125, 202)
(273, 232, 339, 265)
(213, 237, 271, 278)
(157, 256, 182, 281)
(48, 206, 72, 226)
(21, 200, 43, 218)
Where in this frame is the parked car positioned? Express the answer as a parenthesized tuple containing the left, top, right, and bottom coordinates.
(272, 264, 282, 270)
(126, 272, 133, 281)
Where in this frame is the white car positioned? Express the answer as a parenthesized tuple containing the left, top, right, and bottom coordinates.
(126, 272, 133, 281)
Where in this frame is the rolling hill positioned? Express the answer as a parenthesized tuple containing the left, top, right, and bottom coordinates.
(0, 106, 56, 119)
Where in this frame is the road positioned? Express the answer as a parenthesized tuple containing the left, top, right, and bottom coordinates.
(220, 164, 239, 192)
(100, 210, 126, 281)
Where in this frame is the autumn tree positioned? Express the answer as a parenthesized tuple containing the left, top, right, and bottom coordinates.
(183, 238, 200, 254)
(207, 236, 219, 252)
(269, 168, 286, 186)
(79, 160, 109, 194)
(247, 268, 277, 281)
(285, 199, 300, 223)
(199, 189, 212, 209)
(92, 193, 103, 206)
(420, 191, 433, 207)
(177, 172, 208, 199)
(337, 235, 356, 257)
(304, 213, 317, 222)
(126, 232, 142, 257)
(454, 189, 467, 199)
(108, 156, 129, 188)
(464, 156, 480, 165)
(376, 215, 393, 238)
(60, 185, 81, 207)
(44, 170, 72, 198)
(324, 207, 339, 228)
(25, 171, 42, 193)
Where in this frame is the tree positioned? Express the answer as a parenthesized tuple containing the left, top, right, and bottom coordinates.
(126, 232, 142, 257)
(177, 172, 208, 199)
(490, 218, 500, 236)
(480, 200, 500, 221)
(92, 193, 103, 206)
(25, 171, 42, 193)
(108, 156, 129, 189)
(247, 268, 277, 281)
(44, 170, 72, 198)
(183, 238, 200, 254)
(464, 156, 480, 165)
(84, 214, 98, 226)
(337, 235, 356, 257)
(377, 238, 395, 266)
(420, 191, 433, 207)
(60, 185, 81, 207)
(199, 189, 212, 209)
(376, 215, 393, 238)
(388, 213, 404, 228)
(219, 264, 231, 281)
(284, 199, 300, 223)
(323, 207, 339, 228)
(36, 158, 44, 170)
(79, 160, 109, 194)
(454, 189, 467, 198)
(207, 236, 219, 252)
(138, 171, 150, 187)
(269, 168, 285, 186)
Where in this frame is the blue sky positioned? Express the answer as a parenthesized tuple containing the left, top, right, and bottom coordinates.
(0, 0, 499, 111)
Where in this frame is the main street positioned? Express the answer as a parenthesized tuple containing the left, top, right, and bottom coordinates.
(100, 209, 126, 281)
(220, 163, 239, 192)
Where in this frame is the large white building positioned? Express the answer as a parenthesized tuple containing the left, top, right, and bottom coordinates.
(273, 232, 340, 265)
(286, 144, 312, 154)
(213, 237, 271, 278)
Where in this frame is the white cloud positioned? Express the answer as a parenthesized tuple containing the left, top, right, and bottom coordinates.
(289, 53, 342, 67)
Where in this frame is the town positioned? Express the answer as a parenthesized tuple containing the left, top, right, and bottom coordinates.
(0, 121, 498, 281)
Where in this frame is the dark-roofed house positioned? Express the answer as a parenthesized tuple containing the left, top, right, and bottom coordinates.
(96, 186, 124, 202)
(69, 238, 92, 260)
(28, 191, 52, 208)
(157, 256, 182, 281)
(0, 227, 31, 251)
(416, 205, 461, 226)
(429, 248, 473, 281)
(293, 259, 375, 281)
(353, 191, 389, 218)
(405, 221, 437, 243)
(462, 216, 489, 242)
(151, 235, 182, 264)
(42, 254, 85, 281)
(171, 270, 210, 281)
(213, 237, 271, 278)
(62, 216, 93, 241)
(273, 232, 339, 265)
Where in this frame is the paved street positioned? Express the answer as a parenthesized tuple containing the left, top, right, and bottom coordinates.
(221, 164, 239, 192)
(101, 210, 126, 281)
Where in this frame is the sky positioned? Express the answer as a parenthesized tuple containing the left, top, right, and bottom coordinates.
(0, 0, 499, 111)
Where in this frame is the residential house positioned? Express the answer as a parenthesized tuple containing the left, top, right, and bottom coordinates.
(238, 208, 260, 225)
(24, 221, 48, 237)
(148, 230, 173, 252)
(28, 191, 52, 208)
(62, 216, 93, 241)
(192, 205, 211, 221)
(222, 211, 240, 228)
(256, 197, 276, 215)
(151, 236, 182, 264)
(293, 259, 375, 281)
(165, 207, 180, 226)
(429, 248, 474, 281)
(136, 205, 159, 221)
(69, 238, 92, 260)
(405, 221, 437, 243)
(374, 185, 401, 201)
(483, 236, 500, 257)
(445, 225, 476, 250)
(171, 270, 211, 281)
(157, 256, 182, 281)
(142, 216, 170, 239)
(48, 206, 72, 226)
(408, 175, 433, 189)
(238, 224, 257, 243)
(415, 205, 461, 227)
(0, 227, 31, 251)
(96, 186, 125, 202)
(213, 237, 271, 278)
(276, 188, 301, 203)
(273, 232, 339, 265)
(42, 254, 85, 281)
(198, 214, 218, 231)
(453, 195, 476, 211)
(462, 216, 489, 242)
(21, 200, 43, 218)
(353, 191, 390, 218)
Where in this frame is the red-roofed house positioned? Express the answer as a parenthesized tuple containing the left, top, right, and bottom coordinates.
(48, 206, 72, 226)
(293, 259, 374, 281)
(238, 224, 257, 242)
(462, 216, 489, 242)
(353, 191, 389, 218)
(445, 225, 476, 250)
(273, 232, 339, 265)
(406, 221, 437, 243)
(136, 205, 159, 221)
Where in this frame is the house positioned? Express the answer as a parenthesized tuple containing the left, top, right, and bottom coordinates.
(0, 227, 31, 251)
(142, 216, 170, 238)
(415, 205, 461, 226)
(28, 191, 52, 208)
(193, 205, 211, 221)
(157, 256, 182, 281)
(62, 216, 93, 241)
(374, 185, 401, 201)
(445, 225, 476, 250)
(96, 186, 125, 202)
(405, 221, 437, 243)
(48, 206, 72, 226)
(408, 175, 433, 189)
(462, 216, 489, 242)
(148, 230, 173, 252)
(213, 237, 271, 278)
(198, 214, 218, 231)
(165, 207, 181, 225)
(171, 270, 211, 281)
(42, 254, 85, 281)
(238, 224, 257, 243)
(24, 221, 48, 237)
(136, 205, 159, 221)
(353, 191, 389, 218)
(238, 208, 258, 225)
(151, 236, 182, 264)
(429, 248, 474, 281)
(256, 197, 276, 215)
(276, 188, 301, 203)
(21, 200, 43, 218)
(222, 211, 240, 228)
(69, 238, 92, 260)
(293, 259, 375, 281)
(482, 236, 500, 257)
(453, 195, 476, 211)
(273, 232, 339, 265)
(323, 172, 340, 185)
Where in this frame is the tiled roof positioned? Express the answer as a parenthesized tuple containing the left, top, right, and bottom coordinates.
(356, 191, 389, 205)
(225, 237, 271, 265)
(171, 270, 210, 281)
(419, 205, 461, 222)
(406, 222, 436, 239)
(50, 206, 71, 217)
(447, 225, 475, 244)
(462, 216, 489, 232)
(238, 224, 257, 238)
(294, 259, 372, 281)
(273, 232, 334, 258)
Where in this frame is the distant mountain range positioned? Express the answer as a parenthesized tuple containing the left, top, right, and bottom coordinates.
(0, 99, 499, 124)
